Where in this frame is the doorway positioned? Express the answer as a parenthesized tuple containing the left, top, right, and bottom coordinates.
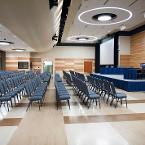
(43, 61, 53, 74)
(84, 61, 92, 73)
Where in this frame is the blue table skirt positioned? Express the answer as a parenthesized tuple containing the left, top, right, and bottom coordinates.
(100, 68, 137, 80)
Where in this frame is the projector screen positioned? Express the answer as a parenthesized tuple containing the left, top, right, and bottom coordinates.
(100, 38, 114, 65)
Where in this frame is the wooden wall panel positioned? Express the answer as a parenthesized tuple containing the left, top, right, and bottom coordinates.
(130, 31, 145, 68)
(0, 50, 6, 70)
(120, 55, 130, 67)
(6, 57, 30, 71)
(55, 58, 95, 73)
(30, 57, 42, 71)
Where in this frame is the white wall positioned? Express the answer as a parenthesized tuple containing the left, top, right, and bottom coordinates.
(31, 46, 95, 61)
(31, 46, 95, 74)
(119, 36, 130, 55)
(6, 52, 30, 58)
(119, 36, 130, 66)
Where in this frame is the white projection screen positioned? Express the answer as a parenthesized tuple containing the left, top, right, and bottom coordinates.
(100, 38, 114, 65)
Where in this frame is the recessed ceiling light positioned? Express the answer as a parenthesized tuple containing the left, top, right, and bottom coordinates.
(76, 37, 89, 41)
(12, 49, 25, 52)
(0, 41, 13, 46)
(78, 7, 133, 25)
(67, 35, 98, 42)
(98, 15, 111, 21)
(92, 13, 117, 21)
(78, 38, 87, 41)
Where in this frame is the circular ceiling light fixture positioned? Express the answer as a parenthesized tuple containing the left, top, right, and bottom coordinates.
(98, 15, 111, 21)
(76, 37, 89, 41)
(0, 40, 13, 46)
(12, 49, 25, 52)
(67, 35, 98, 42)
(78, 7, 133, 25)
(92, 13, 117, 21)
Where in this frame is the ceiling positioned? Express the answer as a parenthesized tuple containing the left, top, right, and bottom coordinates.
(0, 0, 145, 52)
(0, 0, 54, 52)
(62, 0, 145, 43)
(0, 24, 34, 52)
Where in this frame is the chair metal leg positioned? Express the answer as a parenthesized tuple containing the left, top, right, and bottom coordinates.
(106, 96, 110, 104)
(125, 98, 127, 108)
(99, 99, 101, 109)
(57, 101, 59, 110)
(26, 101, 32, 111)
(115, 99, 119, 108)
(121, 99, 122, 105)
(110, 98, 114, 106)
(67, 100, 70, 109)
(38, 101, 41, 110)
(10, 99, 13, 108)
(96, 99, 98, 106)
(88, 99, 91, 109)
(7, 101, 9, 112)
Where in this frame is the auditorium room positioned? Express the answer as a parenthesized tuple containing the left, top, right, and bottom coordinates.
(0, 0, 145, 145)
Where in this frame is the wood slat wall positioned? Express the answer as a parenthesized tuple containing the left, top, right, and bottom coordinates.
(30, 58, 42, 70)
(130, 31, 145, 68)
(120, 55, 130, 67)
(0, 50, 6, 70)
(55, 58, 95, 73)
(6, 57, 30, 71)
(120, 30, 145, 68)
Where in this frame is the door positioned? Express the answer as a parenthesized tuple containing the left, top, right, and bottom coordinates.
(84, 61, 92, 73)
(43, 61, 53, 74)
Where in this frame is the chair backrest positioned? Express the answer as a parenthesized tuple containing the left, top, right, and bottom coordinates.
(110, 82, 116, 96)
(0, 82, 5, 96)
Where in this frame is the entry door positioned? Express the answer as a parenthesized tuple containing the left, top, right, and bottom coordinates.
(43, 61, 53, 74)
(84, 61, 92, 73)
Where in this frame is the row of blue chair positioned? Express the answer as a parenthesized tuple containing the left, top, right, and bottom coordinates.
(40, 72, 51, 83)
(0, 71, 25, 81)
(55, 74, 70, 109)
(55, 73, 62, 82)
(71, 75, 101, 108)
(88, 74, 128, 108)
(63, 71, 72, 85)
(25, 73, 51, 111)
(0, 75, 27, 111)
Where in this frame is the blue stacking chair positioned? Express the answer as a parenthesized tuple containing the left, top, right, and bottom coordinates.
(81, 81, 101, 108)
(109, 82, 127, 108)
(0, 82, 13, 111)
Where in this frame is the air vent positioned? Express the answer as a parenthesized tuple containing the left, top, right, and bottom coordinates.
(129, 0, 138, 7)
(104, 0, 109, 5)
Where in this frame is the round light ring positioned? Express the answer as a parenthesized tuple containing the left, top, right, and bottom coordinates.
(78, 7, 133, 25)
(67, 35, 98, 42)
(92, 13, 117, 21)
(0, 41, 13, 46)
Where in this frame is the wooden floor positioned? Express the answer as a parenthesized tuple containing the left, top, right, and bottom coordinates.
(64, 113, 145, 124)
(7, 80, 68, 145)
(1, 78, 145, 145)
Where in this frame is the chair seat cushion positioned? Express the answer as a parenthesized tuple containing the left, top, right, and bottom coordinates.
(29, 96, 42, 101)
(88, 90, 100, 99)
(116, 92, 127, 98)
(0, 96, 11, 101)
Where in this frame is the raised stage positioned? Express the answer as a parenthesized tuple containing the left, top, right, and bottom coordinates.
(92, 73, 145, 92)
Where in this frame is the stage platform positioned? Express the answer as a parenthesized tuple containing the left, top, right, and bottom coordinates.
(92, 73, 145, 92)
